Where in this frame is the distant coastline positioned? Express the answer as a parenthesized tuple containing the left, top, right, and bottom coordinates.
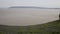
(9, 6, 60, 9)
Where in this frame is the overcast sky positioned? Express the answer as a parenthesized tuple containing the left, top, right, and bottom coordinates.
(0, 0, 60, 8)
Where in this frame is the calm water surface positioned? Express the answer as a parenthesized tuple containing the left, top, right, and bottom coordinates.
(0, 8, 59, 26)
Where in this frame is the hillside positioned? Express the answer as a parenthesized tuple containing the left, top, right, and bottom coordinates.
(0, 20, 60, 34)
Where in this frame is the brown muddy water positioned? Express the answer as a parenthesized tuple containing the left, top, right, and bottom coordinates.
(0, 8, 59, 26)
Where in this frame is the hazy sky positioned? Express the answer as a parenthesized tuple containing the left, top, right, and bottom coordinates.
(0, 0, 60, 8)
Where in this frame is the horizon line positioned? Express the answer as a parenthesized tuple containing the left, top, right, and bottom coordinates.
(9, 6, 60, 9)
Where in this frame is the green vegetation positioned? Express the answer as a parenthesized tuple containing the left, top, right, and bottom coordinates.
(0, 20, 60, 34)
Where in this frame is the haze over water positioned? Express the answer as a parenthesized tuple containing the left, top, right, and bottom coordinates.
(0, 8, 59, 26)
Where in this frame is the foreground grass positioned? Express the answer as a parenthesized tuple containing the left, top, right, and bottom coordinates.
(0, 20, 60, 34)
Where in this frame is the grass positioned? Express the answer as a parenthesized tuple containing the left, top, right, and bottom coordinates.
(0, 20, 60, 34)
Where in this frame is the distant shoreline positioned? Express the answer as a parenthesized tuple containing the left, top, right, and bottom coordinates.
(9, 6, 60, 9)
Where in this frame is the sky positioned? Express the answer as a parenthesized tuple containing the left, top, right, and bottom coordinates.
(0, 0, 60, 8)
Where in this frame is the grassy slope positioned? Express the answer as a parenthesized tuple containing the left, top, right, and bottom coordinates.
(0, 20, 60, 34)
